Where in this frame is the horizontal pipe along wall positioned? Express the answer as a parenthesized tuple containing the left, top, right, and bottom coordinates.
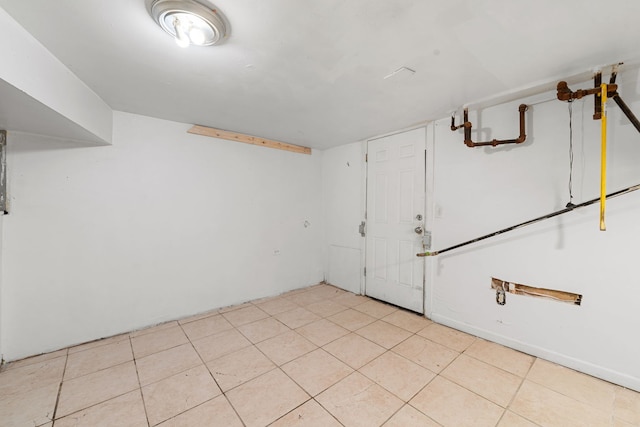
(428, 69, 640, 391)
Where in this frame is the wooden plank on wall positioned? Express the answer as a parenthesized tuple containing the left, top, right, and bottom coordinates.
(491, 277, 582, 305)
(188, 125, 312, 155)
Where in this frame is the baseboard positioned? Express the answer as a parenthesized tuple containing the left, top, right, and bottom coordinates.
(431, 313, 640, 392)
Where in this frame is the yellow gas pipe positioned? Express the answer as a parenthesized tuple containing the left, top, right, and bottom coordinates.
(600, 83, 607, 231)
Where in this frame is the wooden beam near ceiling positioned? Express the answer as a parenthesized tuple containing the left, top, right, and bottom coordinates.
(188, 125, 312, 155)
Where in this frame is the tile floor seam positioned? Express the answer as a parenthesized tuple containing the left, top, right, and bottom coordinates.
(248, 328, 291, 362)
(213, 362, 281, 395)
(377, 316, 422, 334)
(461, 345, 536, 378)
(59, 359, 134, 383)
(129, 336, 152, 427)
(293, 322, 347, 348)
(509, 379, 615, 427)
(391, 341, 492, 423)
(235, 318, 292, 345)
(147, 395, 231, 427)
(437, 372, 511, 413)
(132, 344, 188, 360)
(500, 358, 533, 416)
(404, 400, 445, 426)
(178, 322, 248, 427)
(520, 359, 615, 413)
(55, 385, 142, 423)
(5, 285, 639, 427)
(224, 366, 308, 425)
(513, 378, 615, 425)
(405, 333, 463, 373)
(1, 349, 70, 373)
(130, 323, 180, 339)
(68, 334, 131, 355)
(218, 301, 255, 314)
(177, 309, 220, 325)
(179, 323, 225, 392)
(221, 393, 247, 427)
(386, 332, 442, 369)
(279, 347, 354, 398)
(613, 386, 639, 426)
(307, 397, 346, 426)
(317, 316, 372, 346)
(419, 325, 478, 353)
(357, 355, 435, 403)
(264, 397, 315, 426)
(353, 324, 417, 350)
(378, 399, 412, 426)
(377, 360, 439, 405)
(438, 355, 523, 409)
(48, 348, 69, 424)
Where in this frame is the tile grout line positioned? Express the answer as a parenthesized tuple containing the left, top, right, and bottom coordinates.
(48, 348, 69, 426)
(270, 295, 433, 425)
(522, 358, 621, 416)
(462, 344, 536, 378)
(129, 335, 152, 427)
(9, 285, 634, 426)
(280, 347, 352, 395)
(49, 373, 142, 423)
(221, 290, 348, 424)
(396, 336, 479, 423)
(179, 319, 248, 427)
(499, 356, 541, 426)
(500, 353, 538, 425)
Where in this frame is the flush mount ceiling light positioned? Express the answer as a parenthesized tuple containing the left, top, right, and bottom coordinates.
(150, 0, 227, 47)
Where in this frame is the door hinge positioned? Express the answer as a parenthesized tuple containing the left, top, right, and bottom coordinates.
(359, 221, 366, 237)
(364, 267, 366, 277)
(365, 153, 368, 162)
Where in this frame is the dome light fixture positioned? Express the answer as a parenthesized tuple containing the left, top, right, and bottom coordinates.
(150, 0, 228, 47)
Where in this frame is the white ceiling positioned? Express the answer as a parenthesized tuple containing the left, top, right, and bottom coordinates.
(1, 0, 640, 149)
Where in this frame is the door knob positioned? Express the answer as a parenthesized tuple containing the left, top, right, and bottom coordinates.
(414, 226, 423, 234)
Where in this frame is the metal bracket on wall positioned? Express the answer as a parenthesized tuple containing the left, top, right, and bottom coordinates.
(556, 64, 640, 134)
(0, 130, 6, 214)
(451, 104, 528, 148)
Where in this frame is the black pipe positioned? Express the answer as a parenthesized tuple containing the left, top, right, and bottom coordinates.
(417, 183, 640, 257)
(612, 94, 640, 134)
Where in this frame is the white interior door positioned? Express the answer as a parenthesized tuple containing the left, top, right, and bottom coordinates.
(365, 128, 426, 313)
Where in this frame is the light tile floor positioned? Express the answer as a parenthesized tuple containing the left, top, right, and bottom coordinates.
(1, 283, 639, 426)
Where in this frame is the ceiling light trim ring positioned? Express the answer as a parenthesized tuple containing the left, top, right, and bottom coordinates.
(150, 0, 227, 47)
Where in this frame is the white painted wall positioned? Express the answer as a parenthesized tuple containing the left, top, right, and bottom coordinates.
(1, 111, 324, 360)
(0, 7, 112, 144)
(321, 68, 640, 391)
(429, 68, 640, 391)
(321, 141, 365, 294)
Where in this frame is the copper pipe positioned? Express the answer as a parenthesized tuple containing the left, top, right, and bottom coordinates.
(450, 113, 464, 131)
(557, 67, 640, 134)
(556, 81, 617, 102)
(451, 104, 528, 148)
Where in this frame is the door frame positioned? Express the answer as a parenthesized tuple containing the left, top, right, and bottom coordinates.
(362, 125, 430, 314)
